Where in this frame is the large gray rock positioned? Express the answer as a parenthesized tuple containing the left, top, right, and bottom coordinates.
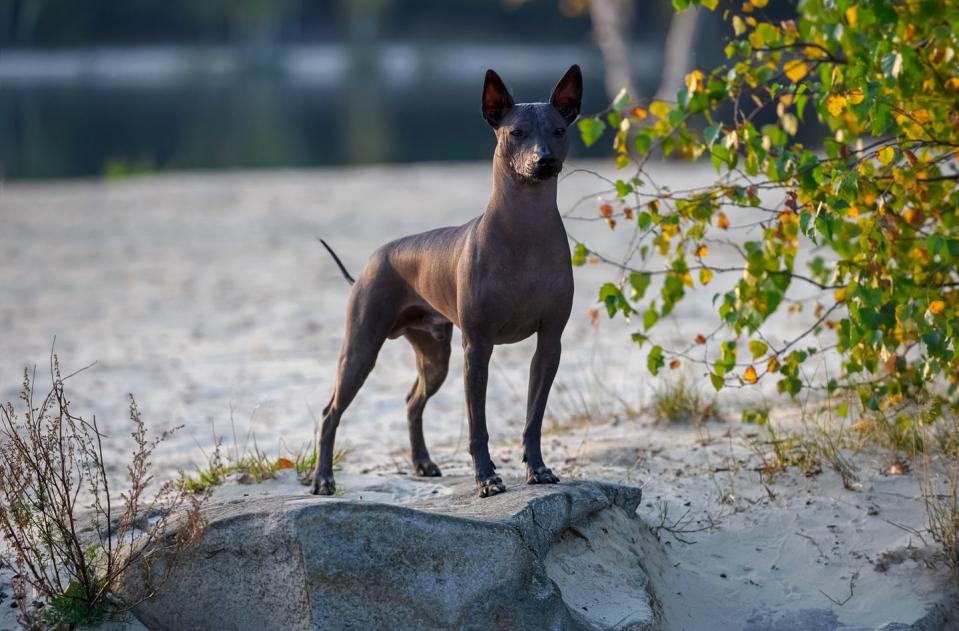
(120, 477, 657, 631)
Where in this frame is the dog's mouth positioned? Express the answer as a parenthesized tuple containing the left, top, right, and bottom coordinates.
(524, 163, 562, 181)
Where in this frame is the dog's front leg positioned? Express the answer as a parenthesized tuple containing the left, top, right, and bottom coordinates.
(523, 330, 562, 484)
(463, 339, 506, 497)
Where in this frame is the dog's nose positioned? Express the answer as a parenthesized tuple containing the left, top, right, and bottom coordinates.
(536, 155, 557, 166)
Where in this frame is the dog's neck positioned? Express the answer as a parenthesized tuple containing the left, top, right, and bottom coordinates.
(483, 153, 560, 238)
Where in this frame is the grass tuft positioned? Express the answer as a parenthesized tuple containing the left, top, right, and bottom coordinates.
(650, 373, 720, 424)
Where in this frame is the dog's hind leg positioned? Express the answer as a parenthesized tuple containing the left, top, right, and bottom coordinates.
(311, 342, 382, 495)
(312, 285, 395, 496)
(403, 325, 453, 477)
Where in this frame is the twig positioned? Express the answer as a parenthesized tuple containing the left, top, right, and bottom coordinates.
(819, 571, 859, 606)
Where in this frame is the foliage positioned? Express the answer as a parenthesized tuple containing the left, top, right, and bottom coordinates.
(0, 356, 206, 629)
(575, 0, 959, 417)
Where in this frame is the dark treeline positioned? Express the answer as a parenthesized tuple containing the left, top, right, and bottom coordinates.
(0, 0, 676, 48)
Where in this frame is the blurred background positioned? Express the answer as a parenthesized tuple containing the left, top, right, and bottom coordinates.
(0, 0, 747, 180)
(0, 0, 803, 474)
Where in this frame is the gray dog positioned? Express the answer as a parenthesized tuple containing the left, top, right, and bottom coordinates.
(313, 65, 581, 498)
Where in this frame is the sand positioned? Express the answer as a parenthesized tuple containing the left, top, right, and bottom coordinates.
(1, 163, 955, 629)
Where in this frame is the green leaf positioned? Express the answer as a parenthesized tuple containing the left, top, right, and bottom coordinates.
(578, 118, 606, 147)
(571, 243, 588, 266)
(647, 345, 665, 375)
(749, 340, 768, 360)
(643, 307, 659, 330)
(629, 272, 652, 300)
(611, 88, 631, 113)
(710, 372, 725, 391)
(704, 122, 722, 146)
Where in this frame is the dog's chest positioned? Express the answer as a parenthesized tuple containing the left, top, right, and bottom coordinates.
(463, 244, 573, 341)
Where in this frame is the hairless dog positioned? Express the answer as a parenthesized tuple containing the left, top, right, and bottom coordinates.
(313, 65, 581, 498)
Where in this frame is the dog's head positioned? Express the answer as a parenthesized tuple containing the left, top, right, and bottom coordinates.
(482, 65, 582, 182)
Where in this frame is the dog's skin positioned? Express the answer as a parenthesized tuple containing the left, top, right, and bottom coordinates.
(312, 65, 582, 498)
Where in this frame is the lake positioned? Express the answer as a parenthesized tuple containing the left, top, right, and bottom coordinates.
(0, 44, 657, 179)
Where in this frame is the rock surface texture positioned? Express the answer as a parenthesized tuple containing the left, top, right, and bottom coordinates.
(119, 477, 657, 631)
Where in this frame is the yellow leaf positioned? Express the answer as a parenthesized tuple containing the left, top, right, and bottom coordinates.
(783, 59, 808, 83)
(845, 5, 858, 27)
(834, 287, 846, 302)
(681, 272, 694, 288)
(904, 208, 926, 226)
(781, 113, 798, 136)
(744, 366, 759, 384)
(732, 15, 747, 36)
(716, 211, 730, 230)
(649, 101, 671, 119)
(631, 106, 649, 120)
(695, 244, 709, 257)
(275, 457, 295, 470)
(826, 94, 847, 116)
(752, 0, 768, 6)
(878, 146, 895, 166)
(699, 268, 714, 285)
(947, 77, 959, 91)
(767, 357, 780, 373)
(929, 300, 945, 315)
(685, 69, 705, 93)
(848, 88, 865, 104)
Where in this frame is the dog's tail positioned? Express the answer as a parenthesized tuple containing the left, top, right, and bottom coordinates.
(316, 238, 356, 285)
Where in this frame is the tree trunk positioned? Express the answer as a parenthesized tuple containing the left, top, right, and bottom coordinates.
(589, 0, 636, 100)
(654, 6, 701, 102)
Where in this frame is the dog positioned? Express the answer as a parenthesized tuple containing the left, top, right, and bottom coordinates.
(313, 65, 581, 498)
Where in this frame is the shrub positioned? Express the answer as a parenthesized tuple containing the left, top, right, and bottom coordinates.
(575, 0, 959, 415)
(0, 356, 205, 628)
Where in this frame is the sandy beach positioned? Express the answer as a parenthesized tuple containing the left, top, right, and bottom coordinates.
(1, 162, 955, 629)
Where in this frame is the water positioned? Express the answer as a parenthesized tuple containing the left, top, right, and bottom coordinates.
(0, 44, 654, 180)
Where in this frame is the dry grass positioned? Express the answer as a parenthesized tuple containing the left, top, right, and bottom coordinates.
(650, 372, 720, 424)
(0, 354, 206, 628)
(547, 369, 641, 432)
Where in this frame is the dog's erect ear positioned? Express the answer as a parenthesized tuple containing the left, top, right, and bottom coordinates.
(482, 69, 514, 128)
(550, 64, 582, 125)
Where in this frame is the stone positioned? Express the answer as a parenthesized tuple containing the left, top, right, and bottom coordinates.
(118, 476, 657, 631)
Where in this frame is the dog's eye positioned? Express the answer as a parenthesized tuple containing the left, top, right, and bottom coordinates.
(554, 127, 566, 136)
(510, 129, 524, 137)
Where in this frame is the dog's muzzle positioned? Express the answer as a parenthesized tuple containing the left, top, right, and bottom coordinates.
(527, 160, 562, 181)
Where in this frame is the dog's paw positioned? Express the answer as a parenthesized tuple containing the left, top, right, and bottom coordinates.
(311, 476, 336, 496)
(526, 466, 559, 485)
(477, 476, 506, 498)
(413, 459, 442, 477)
